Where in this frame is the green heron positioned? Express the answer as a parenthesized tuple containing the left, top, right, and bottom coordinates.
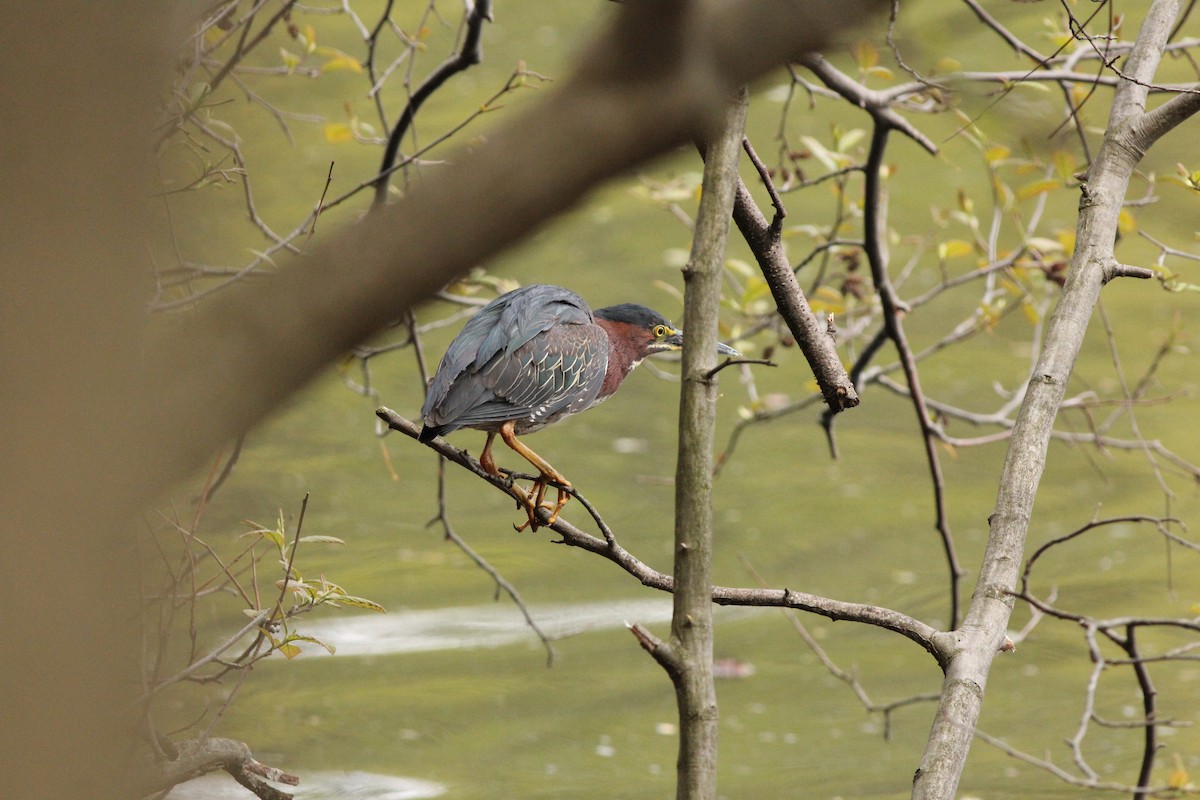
(420, 284, 739, 530)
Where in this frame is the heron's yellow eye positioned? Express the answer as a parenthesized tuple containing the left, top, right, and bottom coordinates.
(653, 324, 668, 337)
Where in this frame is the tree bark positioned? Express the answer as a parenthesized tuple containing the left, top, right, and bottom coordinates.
(670, 87, 749, 800)
(911, 2, 1197, 797)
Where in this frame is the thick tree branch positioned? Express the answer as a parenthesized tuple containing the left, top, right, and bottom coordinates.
(139, 737, 298, 800)
(663, 87, 747, 800)
(730, 138, 860, 413)
(912, 3, 1189, 798)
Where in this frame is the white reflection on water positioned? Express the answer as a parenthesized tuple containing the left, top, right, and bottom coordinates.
(294, 597, 676, 657)
(165, 770, 444, 799)
(290, 598, 758, 657)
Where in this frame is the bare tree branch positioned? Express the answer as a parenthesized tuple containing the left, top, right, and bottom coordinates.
(138, 737, 299, 800)
(375, 406, 946, 663)
(370, 0, 493, 207)
(912, 3, 1193, 797)
(729, 137, 860, 414)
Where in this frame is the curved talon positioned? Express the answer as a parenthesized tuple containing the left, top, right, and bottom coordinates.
(540, 484, 571, 527)
(506, 475, 572, 532)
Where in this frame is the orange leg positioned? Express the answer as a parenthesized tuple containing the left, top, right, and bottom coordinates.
(479, 430, 541, 522)
(498, 420, 572, 531)
(479, 432, 500, 478)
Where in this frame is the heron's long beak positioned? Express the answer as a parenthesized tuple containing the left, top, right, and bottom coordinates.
(662, 330, 741, 358)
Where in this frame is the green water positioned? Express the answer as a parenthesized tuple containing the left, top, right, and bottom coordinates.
(157, 2, 1200, 797)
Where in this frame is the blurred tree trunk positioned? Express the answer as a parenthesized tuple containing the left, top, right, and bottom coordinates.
(911, 1, 1200, 797)
(0, 5, 170, 798)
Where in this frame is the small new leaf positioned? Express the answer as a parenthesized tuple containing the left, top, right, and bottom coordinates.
(1016, 179, 1060, 202)
(328, 594, 386, 613)
(324, 123, 354, 144)
(297, 535, 346, 546)
(280, 47, 301, 74)
(938, 239, 974, 261)
(284, 634, 336, 656)
(277, 643, 302, 660)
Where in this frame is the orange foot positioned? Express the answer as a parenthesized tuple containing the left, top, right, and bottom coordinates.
(511, 477, 571, 532)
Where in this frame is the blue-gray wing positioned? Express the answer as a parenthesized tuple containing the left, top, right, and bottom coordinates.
(421, 285, 608, 437)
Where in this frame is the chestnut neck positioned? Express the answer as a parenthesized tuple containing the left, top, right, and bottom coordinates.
(595, 317, 649, 401)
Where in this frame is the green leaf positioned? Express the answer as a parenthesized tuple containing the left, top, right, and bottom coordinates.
(937, 239, 974, 261)
(279, 47, 301, 74)
(1016, 179, 1060, 202)
(833, 127, 866, 153)
(244, 526, 285, 550)
(296, 535, 346, 546)
(328, 594, 386, 613)
(799, 136, 843, 173)
(316, 47, 363, 73)
(284, 634, 336, 655)
(1052, 150, 1077, 182)
(853, 40, 878, 71)
(984, 145, 1010, 164)
(324, 123, 354, 144)
(740, 276, 772, 305)
(277, 643, 302, 659)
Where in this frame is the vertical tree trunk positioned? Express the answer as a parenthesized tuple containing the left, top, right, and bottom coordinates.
(671, 87, 749, 800)
(911, 2, 1195, 797)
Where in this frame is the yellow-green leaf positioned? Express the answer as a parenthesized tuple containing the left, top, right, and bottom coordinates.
(740, 276, 772, 305)
(245, 526, 285, 550)
(984, 145, 1010, 164)
(1057, 230, 1076, 255)
(834, 127, 866, 153)
(1026, 237, 1064, 254)
(330, 594, 386, 613)
(724, 258, 755, 278)
(1174, 162, 1200, 190)
(297, 535, 346, 545)
(854, 40, 879, 71)
(316, 47, 363, 73)
(1017, 179, 1061, 202)
(280, 47, 300, 74)
(799, 136, 843, 173)
(324, 123, 354, 143)
(285, 634, 336, 655)
(1168, 753, 1188, 790)
(1052, 150, 1077, 182)
(809, 286, 846, 315)
(938, 239, 974, 260)
(1117, 209, 1137, 236)
(1022, 299, 1041, 325)
(323, 54, 363, 73)
(277, 643, 301, 659)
